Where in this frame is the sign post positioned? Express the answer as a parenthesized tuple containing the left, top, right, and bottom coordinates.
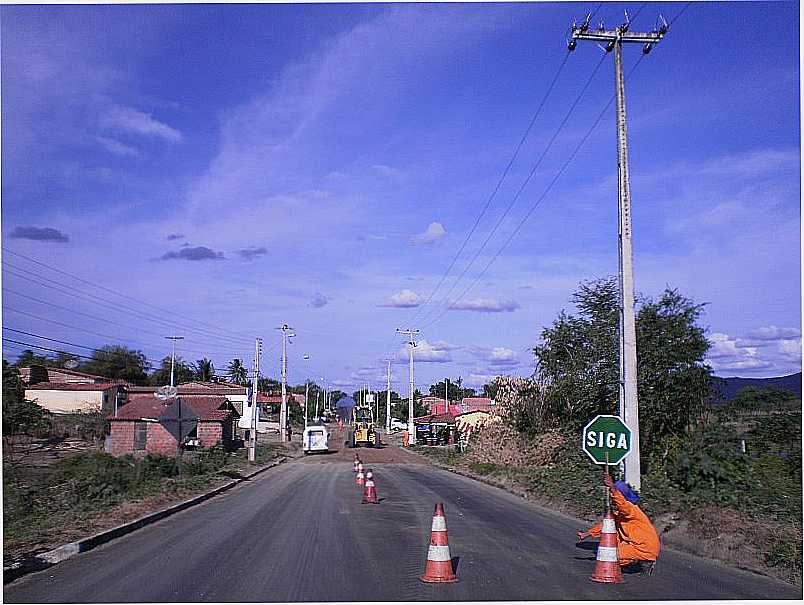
(582, 414, 632, 466)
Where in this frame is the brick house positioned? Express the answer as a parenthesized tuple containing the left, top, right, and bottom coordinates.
(108, 395, 240, 456)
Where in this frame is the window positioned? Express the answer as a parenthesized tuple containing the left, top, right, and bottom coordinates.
(134, 422, 147, 451)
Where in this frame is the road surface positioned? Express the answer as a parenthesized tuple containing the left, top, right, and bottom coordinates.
(4, 450, 800, 601)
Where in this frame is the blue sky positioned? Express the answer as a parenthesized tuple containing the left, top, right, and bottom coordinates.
(1, 2, 800, 394)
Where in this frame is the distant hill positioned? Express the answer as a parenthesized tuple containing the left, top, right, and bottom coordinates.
(711, 372, 802, 402)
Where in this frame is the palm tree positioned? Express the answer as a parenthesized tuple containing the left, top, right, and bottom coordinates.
(227, 358, 248, 385)
(194, 358, 215, 382)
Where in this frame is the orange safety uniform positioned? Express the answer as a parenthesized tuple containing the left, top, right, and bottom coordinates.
(587, 487, 660, 566)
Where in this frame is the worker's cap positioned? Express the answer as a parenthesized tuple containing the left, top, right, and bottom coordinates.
(614, 480, 640, 504)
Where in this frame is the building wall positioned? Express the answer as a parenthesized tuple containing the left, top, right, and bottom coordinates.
(198, 422, 223, 448)
(110, 422, 136, 456)
(147, 423, 179, 455)
(26, 390, 106, 414)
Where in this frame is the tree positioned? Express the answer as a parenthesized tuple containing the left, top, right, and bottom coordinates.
(533, 277, 712, 463)
(193, 358, 215, 382)
(428, 379, 465, 402)
(227, 358, 248, 385)
(14, 349, 54, 367)
(150, 356, 194, 386)
(3, 361, 50, 477)
(80, 345, 150, 385)
(482, 380, 500, 400)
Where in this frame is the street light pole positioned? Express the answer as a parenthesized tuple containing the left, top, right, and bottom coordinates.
(276, 324, 295, 443)
(165, 335, 184, 387)
(386, 360, 391, 434)
(249, 338, 262, 463)
(397, 328, 419, 445)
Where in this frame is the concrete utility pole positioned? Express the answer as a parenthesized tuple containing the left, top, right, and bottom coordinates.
(277, 324, 295, 442)
(164, 335, 184, 387)
(396, 328, 419, 445)
(386, 360, 392, 433)
(304, 380, 309, 430)
(569, 11, 666, 492)
(249, 337, 262, 463)
(445, 377, 449, 411)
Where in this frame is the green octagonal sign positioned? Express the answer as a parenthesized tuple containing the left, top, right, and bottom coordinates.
(582, 414, 632, 465)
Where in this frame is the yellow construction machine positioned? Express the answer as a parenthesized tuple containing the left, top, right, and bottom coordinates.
(348, 404, 379, 448)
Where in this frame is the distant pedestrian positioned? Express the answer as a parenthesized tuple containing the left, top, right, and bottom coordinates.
(577, 473, 660, 572)
(286, 423, 292, 442)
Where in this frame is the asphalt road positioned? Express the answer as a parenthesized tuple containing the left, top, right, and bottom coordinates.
(4, 456, 801, 602)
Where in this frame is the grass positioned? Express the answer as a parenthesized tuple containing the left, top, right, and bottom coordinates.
(3, 443, 284, 558)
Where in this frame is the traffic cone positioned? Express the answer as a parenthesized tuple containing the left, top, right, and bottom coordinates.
(362, 469, 379, 504)
(420, 502, 458, 583)
(590, 508, 623, 584)
(356, 463, 365, 486)
(353, 455, 361, 473)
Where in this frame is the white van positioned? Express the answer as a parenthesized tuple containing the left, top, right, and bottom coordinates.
(302, 425, 330, 454)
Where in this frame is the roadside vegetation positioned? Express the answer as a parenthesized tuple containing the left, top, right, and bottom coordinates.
(416, 278, 802, 586)
(3, 362, 285, 560)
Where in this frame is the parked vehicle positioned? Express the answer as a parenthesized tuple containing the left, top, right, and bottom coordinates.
(389, 418, 407, 432)
(302, 425, 330, 454)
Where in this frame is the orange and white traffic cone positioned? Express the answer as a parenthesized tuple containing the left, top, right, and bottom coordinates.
(420, 502, 457, 583)
(353, 455, 361, 473)
(362, 469, 379, 504)
(590, 508, 623, 584)
(356, 463, 365, 486)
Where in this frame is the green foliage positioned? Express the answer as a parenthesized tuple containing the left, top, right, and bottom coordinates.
(79, 345, 151, 385)
(724, 386, 799, 417)
(13, 349, 55, 367)
(193, 358, 216, 382)
(3, 362, 49, 437)
(428, 377, 476, 401)
(533, 278, 713, 463)
(150, 355, 195, 386)
(227, 358, 249, 385)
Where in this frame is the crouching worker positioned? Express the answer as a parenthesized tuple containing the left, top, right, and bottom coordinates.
(577, 473, 660, 573)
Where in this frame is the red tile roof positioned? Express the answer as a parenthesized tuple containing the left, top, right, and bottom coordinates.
(461, 397, 493, 406)
(26, 382, 123, 392)
(413, 413, 456, 425)
(111, 395, 238, 422)
(126, 383, 247, 396)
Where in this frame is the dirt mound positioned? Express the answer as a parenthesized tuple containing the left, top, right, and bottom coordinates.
(466, 424, 566, 468)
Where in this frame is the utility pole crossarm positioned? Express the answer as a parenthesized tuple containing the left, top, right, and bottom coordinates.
(572, 30, 664, 44)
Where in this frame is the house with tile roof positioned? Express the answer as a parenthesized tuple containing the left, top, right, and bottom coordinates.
(108, 395, 240, 456)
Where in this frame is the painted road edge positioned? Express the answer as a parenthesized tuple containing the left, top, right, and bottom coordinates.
(3, 457, 287, 584)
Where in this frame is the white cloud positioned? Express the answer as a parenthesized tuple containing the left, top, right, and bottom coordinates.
(448, 298, 520, 313)
(101, 105, 182, 143)
(486, 347, 519, 367)
(380, 289, 422, 308)
(745, 326, 801, 341)
(372, 164, 403, 178)
(412, 222, 446, 245)
(778, 338, 802, 363)
(463, 373, 498, 388)
(396, 339, 453, 363)
(706, 332, 777, 374)
(94, 136, 139, 157)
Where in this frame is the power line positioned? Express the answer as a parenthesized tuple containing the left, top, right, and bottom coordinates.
(2, 247, 257, 342)
(2, 261, 253, 348)
(422, 53, 651, 331)
(407, 51, 574, 325)
(416, 51, 609, 326)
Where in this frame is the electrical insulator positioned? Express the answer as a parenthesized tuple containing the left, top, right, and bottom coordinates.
(642, 43, 652, 55)
(605, 40, 615, 53)
(568, 39, 577, 51)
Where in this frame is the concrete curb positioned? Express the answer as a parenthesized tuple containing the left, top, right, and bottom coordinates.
(4, 456, 288, 584)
